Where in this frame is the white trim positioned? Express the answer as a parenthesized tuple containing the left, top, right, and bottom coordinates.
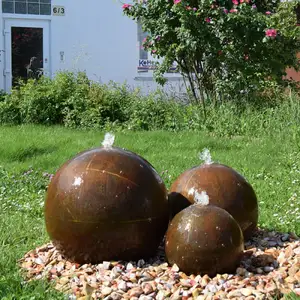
(2, 13, 52, 21)
(134, 76, 184, 82)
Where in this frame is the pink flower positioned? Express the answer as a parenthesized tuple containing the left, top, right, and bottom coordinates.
(252, 4, 257, 8)
(174, 0, 181, 4)
(265, 11, 272, 15)
(223, 8, 228, 14)
(152, 50, 157, 54)
(205, 17, 212, 23)
(265, 28, 277, 38)
(232, 0, 239, 5)
(230, 8, 238, 13)
(122, 3, 132, 9)
(193, 7, 197, 11)
(186, 6, 192, 10)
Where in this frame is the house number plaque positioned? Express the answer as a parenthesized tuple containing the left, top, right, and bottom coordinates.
(52, 6, 65, 16)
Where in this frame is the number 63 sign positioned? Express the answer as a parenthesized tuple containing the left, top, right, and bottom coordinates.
(52, 6, 65, 16)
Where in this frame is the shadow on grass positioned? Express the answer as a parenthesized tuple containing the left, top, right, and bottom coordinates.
(9, 146, 58, 162)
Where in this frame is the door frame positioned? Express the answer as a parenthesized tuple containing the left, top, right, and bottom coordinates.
(3, 17, 51, 92)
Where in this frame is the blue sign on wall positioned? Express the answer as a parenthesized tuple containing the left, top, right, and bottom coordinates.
(137, 59, 178, 73)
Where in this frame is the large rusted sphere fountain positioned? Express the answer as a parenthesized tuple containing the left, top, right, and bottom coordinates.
(168, 163, 258, 239)
(44, 142, 169, 263)
(165, 204, 244, 276)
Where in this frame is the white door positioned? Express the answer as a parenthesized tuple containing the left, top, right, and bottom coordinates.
(3, 19, 50, 92)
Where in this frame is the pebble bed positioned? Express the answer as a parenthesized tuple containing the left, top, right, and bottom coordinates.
(19, 228, 300, 300)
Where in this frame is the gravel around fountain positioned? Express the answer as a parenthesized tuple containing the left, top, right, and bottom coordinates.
(19, 228, 300, 300)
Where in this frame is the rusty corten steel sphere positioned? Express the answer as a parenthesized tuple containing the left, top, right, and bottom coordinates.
(165, 204, 244, 276)
(168, 163, 258, 240)
(44, 146, 169, 263)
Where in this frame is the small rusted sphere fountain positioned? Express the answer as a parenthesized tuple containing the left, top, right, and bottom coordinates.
(168, 162, 258, 240)
(44, 135, 169, 263)
(165, 204, 244, 277)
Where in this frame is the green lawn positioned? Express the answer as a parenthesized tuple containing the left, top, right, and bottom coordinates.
(0, 125, 299, 299)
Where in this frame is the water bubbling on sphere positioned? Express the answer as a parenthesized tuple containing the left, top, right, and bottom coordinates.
(188, 188, 209, 206)
(199, 148, 213, 165)
(101, 132, 115, 148)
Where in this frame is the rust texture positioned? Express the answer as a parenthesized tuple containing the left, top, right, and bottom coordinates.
(168, 163, 258, 240)
(165, 204, 244, 277)
(44, 146, 169, 263)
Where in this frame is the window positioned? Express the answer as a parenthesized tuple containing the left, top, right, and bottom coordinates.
(2, 0, 51, 15)
(137, 20, 151, 73)
(136, 19, 179, 74)
(137, 20, 148, 60)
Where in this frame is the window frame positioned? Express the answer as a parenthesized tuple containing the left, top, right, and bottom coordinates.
(2, 0, 52, 16)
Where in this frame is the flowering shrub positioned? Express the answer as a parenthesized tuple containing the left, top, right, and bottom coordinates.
(122, 0, 300, 105)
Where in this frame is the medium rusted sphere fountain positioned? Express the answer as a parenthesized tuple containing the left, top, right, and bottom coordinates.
(168, 161, 258, 240)
(165, 204, 244, 277)
(44, 134, 169, 263)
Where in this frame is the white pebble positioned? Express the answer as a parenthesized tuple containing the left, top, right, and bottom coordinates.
(126, 263, 134, 270)
(294, 247, 300, 255)
(207, 284, 218, 293)
(102, 286, 112, 296)
(102, 261, 111, 270)
(117, 281, 127, 291)
(34, 257, 43, 265)
(140, 296, 153, 300)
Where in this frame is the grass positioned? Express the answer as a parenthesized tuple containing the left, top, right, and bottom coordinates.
(0, 124, 299, 299)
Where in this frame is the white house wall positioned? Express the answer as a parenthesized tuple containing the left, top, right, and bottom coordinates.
(0, 0, 185, 96)
(50, 0, 138, 85)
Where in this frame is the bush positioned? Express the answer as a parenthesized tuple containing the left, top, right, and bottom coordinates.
(0, 90, 7, 102)
(1, 70, 300, 138)
(0, 96, 21, 125)
(122, 0, 300, 104)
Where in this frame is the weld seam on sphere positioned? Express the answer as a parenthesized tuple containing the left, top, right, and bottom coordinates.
(165, 204, 244, 277)
(168, 163, 258, 240)
(86, 168, 139, 186)
(44, 146, 169, 264)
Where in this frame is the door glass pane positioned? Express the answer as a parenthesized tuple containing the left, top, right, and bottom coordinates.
(11, 27, 43, 86)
